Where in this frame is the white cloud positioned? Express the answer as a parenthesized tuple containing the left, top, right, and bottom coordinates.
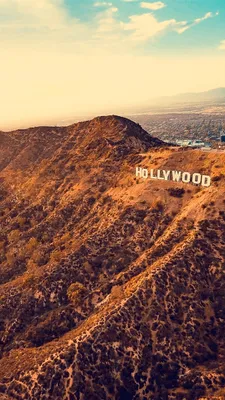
(121, 9, 218, 41)
(195, 11, 216, 23)
(140, 2, 166, 10)
(0, 0, 87, 40)
(176, 11, 218, 34)
(0, 1, 218, 43)
(95, 6, 119, 33)
(94, 2, 113, 6)
(123, 13, 187, 41)
(0, 0, 68, 29)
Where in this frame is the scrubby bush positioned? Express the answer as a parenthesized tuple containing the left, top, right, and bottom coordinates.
(212, 175, 223, 182)
(50, 250, 61, 262)
(67, 282, 87, 305)
(27, 259, 38, 272)
(6, 250, 16, 265)
(167, 188, 185, 198)
(17, 216, 26, 227)
(8, 229, 20, 243)
(26, 237, 38, 253)
(42, 232, 49, 242)
(32, 249, 46, 266)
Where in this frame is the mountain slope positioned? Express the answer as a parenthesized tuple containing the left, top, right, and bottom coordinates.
(0, 116, 225, 399)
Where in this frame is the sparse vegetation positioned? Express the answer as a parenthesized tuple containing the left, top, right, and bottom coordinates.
(67, 282, 87, 305)
(8, 229, 20, 243)
(6, 250, 16, 265)
(167, 188, 185, 198)
(17, 216, 26, 227)
(25, 237, 39, 254)
(212, 175, 223, 182)
(0, 116, 225, 399)
(50, 250, 62, 262)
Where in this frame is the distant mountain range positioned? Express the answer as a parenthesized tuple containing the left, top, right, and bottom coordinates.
(154, 87, 225, 105)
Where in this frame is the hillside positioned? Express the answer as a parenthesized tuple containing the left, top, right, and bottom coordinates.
(0, 115, 225, 399)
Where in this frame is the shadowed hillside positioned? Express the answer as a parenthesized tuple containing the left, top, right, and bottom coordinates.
(0, 116, 225, 399)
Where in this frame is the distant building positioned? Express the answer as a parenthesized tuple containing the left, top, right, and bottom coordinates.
(176, 139, 192, 146)
(191, 140, 206, 148)
(176, 138, 211, 149)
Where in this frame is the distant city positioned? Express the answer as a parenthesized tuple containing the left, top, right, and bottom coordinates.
(128, 112, 225, 149)
(55, 88, 225, 152)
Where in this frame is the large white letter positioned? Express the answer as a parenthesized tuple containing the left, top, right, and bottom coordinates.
(172, 171, 181, 182)
(157, 170, 164, 180)
(192, 173, 201, 185)
(142, 169, 149, 179)
(202, 175, 211, 187)
(182, 172, 191, 183)
(136, 167, 143, 177)
(150, 169, 157, 179)
(163, 170, 170, 180)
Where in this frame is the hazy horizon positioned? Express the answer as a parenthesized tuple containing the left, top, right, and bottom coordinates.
(1, 0, 225, 130)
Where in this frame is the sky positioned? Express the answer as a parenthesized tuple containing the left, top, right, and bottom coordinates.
(1, 0, 225, 129)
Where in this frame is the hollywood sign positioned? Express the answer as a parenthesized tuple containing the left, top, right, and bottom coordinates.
(136, 167, 211, 187)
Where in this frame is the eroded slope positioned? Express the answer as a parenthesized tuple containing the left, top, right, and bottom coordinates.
(0, 116, 225, 399)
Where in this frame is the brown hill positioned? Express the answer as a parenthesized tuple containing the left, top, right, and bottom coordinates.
(0, 116, 225, 399)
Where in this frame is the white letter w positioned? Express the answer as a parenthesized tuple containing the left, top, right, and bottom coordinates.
(172, 171, 181, 182)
